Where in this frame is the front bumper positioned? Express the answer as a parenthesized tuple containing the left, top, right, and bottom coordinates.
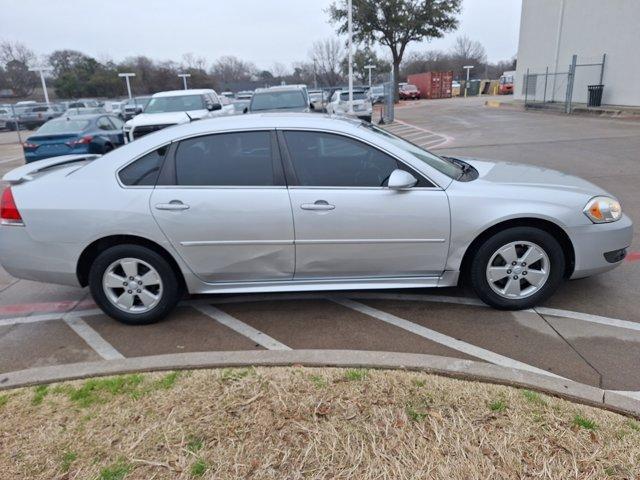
(568, 214, 634, 279)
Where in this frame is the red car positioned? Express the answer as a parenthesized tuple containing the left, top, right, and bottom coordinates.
(399, 84, 421, 100)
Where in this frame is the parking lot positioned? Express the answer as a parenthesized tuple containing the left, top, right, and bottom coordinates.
(1, 97, 639, 398)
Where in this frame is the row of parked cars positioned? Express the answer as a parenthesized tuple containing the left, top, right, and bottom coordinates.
(11, 84, 387, 163)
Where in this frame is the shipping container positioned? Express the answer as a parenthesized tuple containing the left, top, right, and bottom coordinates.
(407, 71, 453, 99)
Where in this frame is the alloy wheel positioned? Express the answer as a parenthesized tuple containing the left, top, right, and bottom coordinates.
(485, 241, 550, 299)
(102, 257, 163, 313)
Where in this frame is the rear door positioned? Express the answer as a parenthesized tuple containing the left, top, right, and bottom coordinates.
(150, 130, 294, 283)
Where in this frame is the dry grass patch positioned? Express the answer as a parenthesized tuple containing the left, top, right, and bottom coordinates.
(0, 367, 639, 479)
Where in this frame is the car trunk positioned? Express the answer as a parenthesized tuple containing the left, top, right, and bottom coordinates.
(27, 133, 80, 155)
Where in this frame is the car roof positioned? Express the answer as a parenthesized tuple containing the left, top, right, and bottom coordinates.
(152, 89, 215, 98)
(54, 114, 110, 121)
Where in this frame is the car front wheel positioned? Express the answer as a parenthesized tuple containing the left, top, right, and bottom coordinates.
(89, 244, 181, 325)
(469, 227, 565, 310)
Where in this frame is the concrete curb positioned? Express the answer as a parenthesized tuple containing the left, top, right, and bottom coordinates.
(1, 350, 639, 418)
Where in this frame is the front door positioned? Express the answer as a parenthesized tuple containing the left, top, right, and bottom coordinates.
(151, 130, 294, 283)
(280, 130, 450, 279)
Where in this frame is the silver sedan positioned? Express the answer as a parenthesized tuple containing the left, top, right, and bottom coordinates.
(0, 114, 633, 324)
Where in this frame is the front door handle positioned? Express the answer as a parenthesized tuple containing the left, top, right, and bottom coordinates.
(301, 200, 335, 211)
(155, 200, 190, 211)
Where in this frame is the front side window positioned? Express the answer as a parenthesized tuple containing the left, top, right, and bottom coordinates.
(119, 146, 167, 186)
(97, 117, 113, 130)
(144, 95, 206, 113)
(283, 131, 399, 187)
(109, 116, 124, 129)
(174, 131, 275, 186)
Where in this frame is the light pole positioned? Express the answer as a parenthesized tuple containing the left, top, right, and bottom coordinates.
(463, 65, 474, 98)
(364, 64, 376, 89)
(118, 73, 136, 99)
(29, 67, 52, 105)
(178, 73, 191, 90)
(347, 0, 354, 114)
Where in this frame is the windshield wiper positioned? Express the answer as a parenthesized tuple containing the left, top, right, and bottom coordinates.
(442, 156, 472, 179)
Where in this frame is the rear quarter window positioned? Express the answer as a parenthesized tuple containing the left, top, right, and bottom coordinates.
(119, 147, 167, 186)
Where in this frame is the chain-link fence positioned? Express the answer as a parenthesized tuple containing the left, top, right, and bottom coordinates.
(523, 54, 606, 113)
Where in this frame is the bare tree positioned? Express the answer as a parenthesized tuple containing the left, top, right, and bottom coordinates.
(310, 38, 344, 87)
(0, 40, 36, 66)
(211, 56, 257, 85)
(0, 40, 38, 96)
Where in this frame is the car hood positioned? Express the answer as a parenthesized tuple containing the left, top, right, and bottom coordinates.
(459, 157, 609, 197)
(126, 110, 209, 127)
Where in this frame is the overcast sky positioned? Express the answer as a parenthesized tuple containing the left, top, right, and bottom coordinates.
(0, 0, 522, 68)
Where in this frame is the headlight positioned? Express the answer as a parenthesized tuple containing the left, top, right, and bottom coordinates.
(583, 196, 622, 223)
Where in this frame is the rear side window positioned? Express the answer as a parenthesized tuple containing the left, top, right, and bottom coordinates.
(174, 131, 275, 186)
(119, 147, 167, 186)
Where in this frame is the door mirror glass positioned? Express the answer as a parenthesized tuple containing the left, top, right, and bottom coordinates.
(388, 169, 417, 189)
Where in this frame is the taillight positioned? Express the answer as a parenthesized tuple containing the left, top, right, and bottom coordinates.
(22, 141, 37, 149)
(1, 187, 24, 226)
(66, 135, 93, 147)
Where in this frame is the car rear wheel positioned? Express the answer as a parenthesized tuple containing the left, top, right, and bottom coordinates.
(89, 245, 181, 325)
(469, 227, 565, 310)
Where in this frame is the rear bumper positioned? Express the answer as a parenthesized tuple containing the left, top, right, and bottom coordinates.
(568, 214, 634, 279)
(24, 145, 90, 163)
(0, 225, 81, 287)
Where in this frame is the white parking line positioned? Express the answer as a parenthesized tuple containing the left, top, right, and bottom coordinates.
(0, 308, 102, 327)
(535, 306, 640, 333)
(194, 304, 291, 351)
(63, 315, 124, 360)
(332, 297, 565, 379)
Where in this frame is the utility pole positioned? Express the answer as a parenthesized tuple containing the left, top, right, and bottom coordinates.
(347, 0, 354, 114)
(178, 73, 191, 90)
(313, 59, 318, 90)
(364, 64, 376, 89)
(118, 73, 136, 99)
(29, 67, 52, 105)
(463, 65, 474, 98)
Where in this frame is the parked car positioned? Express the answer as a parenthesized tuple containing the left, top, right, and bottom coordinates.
(232, 99, 251, 114)
(452, 81, 461, 96)
(220, 91, 235, 100)
(123, 89, 223, 142)
(235, 91, 254, 100)
(68, 99, 100, 109)
(326, 88, 373, 122)
(308, 90, 325, 111)
(216, 94, 237, 116)
(245, 86, 311, 113)
(63, 107, 107, 116)
(122, 96, 152, 121)
(1, 114, 631, 324)
(16, 104, 64, 130)
(104, 100, 126, 117)
(21, 114, 125, 163)
(399, 84, 421, 100)
(0, 106, 11, 130)
(499, 71, 515, 95)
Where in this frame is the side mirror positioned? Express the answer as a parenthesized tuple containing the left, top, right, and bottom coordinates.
(309, 102, 315, 110)
(387, 169, 417, 190)
(208, 103, 222, 111)
(243, 107, 249, 114)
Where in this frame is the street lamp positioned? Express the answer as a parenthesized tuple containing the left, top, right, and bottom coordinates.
(29, 67, 52, 105)
(463, 65, 474, 98)
(347, 0, 354, 114)
(118, 73, 136, 99)
(178, 73, 191, 90)
(364, 64, 376, 89)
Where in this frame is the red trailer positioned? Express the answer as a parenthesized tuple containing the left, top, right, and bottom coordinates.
(407, 71, 453, 99)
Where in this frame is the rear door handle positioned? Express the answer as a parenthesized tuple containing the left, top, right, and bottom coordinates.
(155, 200, 190, 211)
(301, 200, 335, 211)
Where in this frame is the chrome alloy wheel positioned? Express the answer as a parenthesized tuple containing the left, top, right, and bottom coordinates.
(102, 257, 163, 313)
(485, 241, 550, 299)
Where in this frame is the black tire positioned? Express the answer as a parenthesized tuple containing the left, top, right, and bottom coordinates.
(89, 244, 181, 325)
(469, 227, 565, 310)
(102, 143, 114, 154)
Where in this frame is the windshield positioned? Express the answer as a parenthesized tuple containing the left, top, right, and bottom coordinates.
(64, 108, 104, 116)
(362, 124, 462, 179)
(250, 91, 306, 111)
(340, 92, 368, 101)
(37, 119, 90, 134)
(143, 95, 204, 113)
(403, 85, 418, 92)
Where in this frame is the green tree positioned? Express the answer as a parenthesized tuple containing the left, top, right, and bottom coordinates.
(329, 0, 461, 99)
(49, 50, 101, 98)
(341, 46, 390, 85)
